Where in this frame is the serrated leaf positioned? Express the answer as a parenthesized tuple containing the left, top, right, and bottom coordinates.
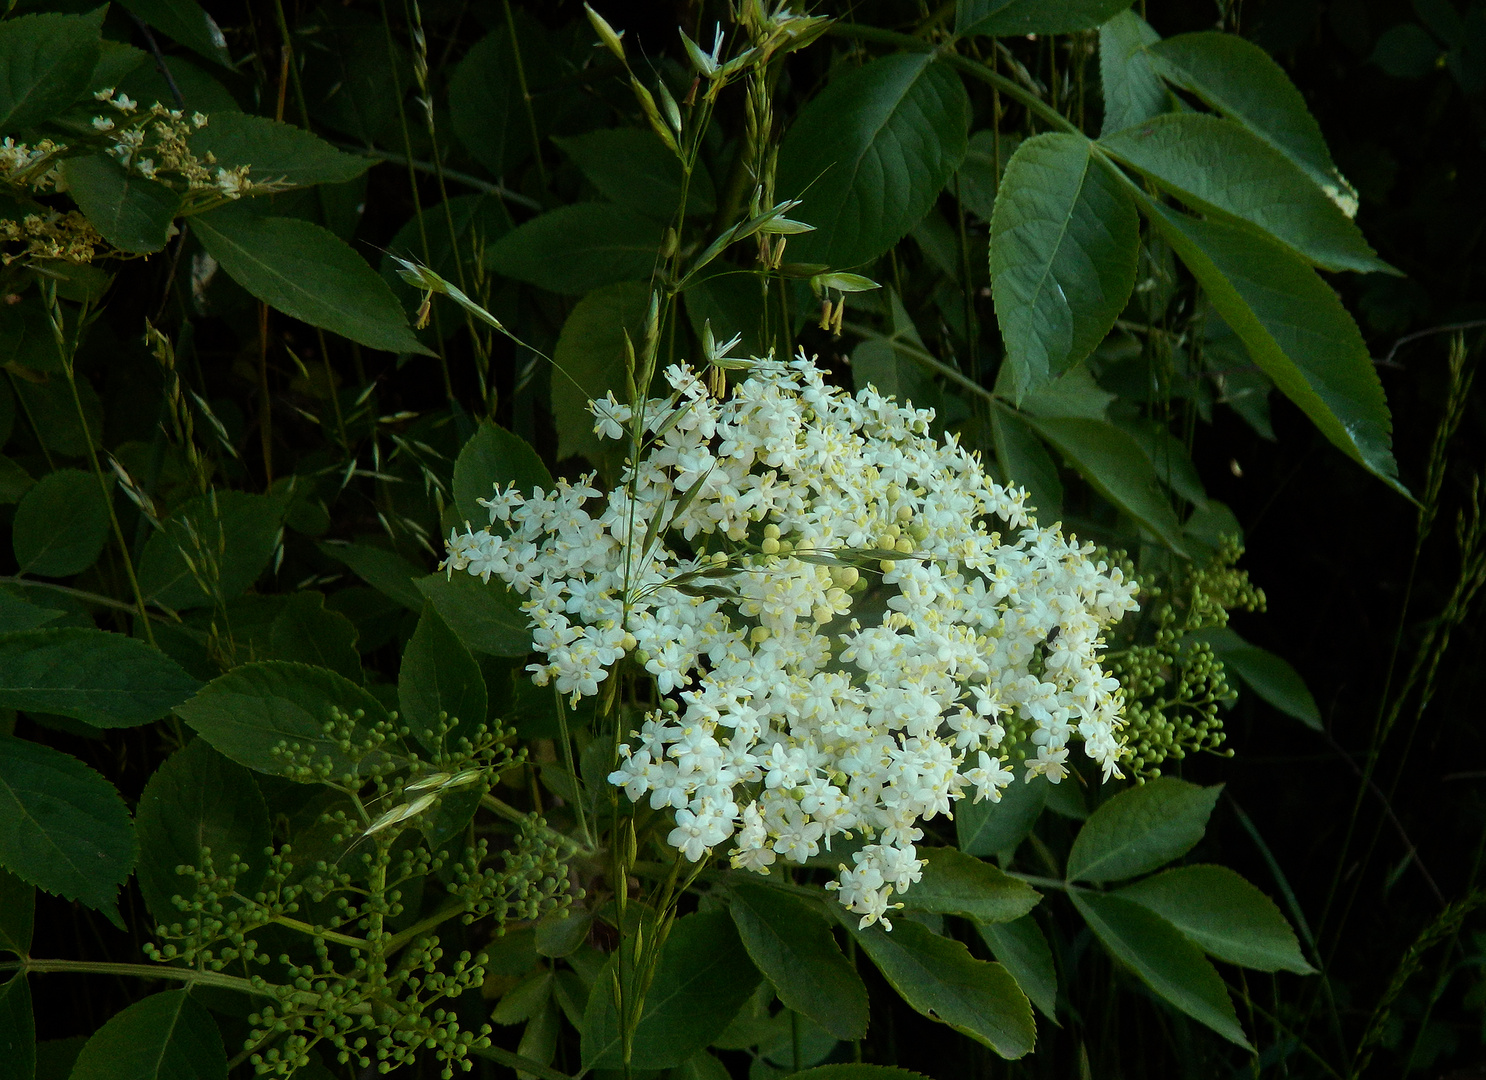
(193, 203, 429, 355)
(63, 157, 181, 255)
(990, 133, 1139, 397)
(0, 9, 104, 132)
(0, 594, 57, 635)
(777, 53, 969, 269)
(415, 572, 531, 658)
(320, 542, 425, 612)
(116, 0, 230, 69)
(453, 422, 552, 526)
(903, 848, 1041, 925)
(1118, 864, 1313, 973)
(1024, 415, 1189, 554)
(955, 130, 1021, 222)
(1066, 777, 1220, 883)
(0, 628, 201, 728)
(1071, 890, 1250, 1047)
(11, 468, 108, 578)
(268, 591, 361, 682)
(447, 20, 554, 178)
(957, 774, 1048, 857)
(1145, 32, 1358, 213)
(728, 880, 869, 1041)
(957, 0, 1134, 37)
(189, 113, 369, 188)
(174, 661, 402, 780)
(842, 914, 1034, 1059)
(68, 990, 226, 1080)
(0, 735, 134, 918)
(1138, 198, 1403, 494)
(134, 738, 271, 930)
(1100, 10, 1167, 136)
(486, 204, 663, 295)
(0, 975, 33, 1080)
(136, 490, 286, 610)
(582, 910, 762, 1069)
(990, 409, 1063, 519)
(1188, 626, 1321, 729)
(552, 280, 649, 469)
(0, 871, 33, 957)
(399, 605, 487, 755)
(1100, 114, 1390, 273)
(554, 128, 714, 220)
(977, 915, 1058, 1020)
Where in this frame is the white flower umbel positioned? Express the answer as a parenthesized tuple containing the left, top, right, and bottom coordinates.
(443, 351, 1139, 928)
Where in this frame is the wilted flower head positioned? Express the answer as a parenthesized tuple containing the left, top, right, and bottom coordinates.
(443, 349, 1139, 927)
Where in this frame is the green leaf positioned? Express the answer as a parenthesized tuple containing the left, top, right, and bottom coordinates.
(554, 128, 715, 220)
(954, 130, 1020, 223)
(957, 774, 1048, 857)
(189, 113, 370, 188)
(1100, 114, 1389, 274)
(582, 910, 762, 1069)
(990, 134, 1139, 396)
(192, 204, 429, 355)
(1372, 23, 1443, 79)
(134, 738, 271, 930)
(843, 914, 1034, 1059)
(0, 735, 134, 918)
(399, 605, 488, 755)
(0, 9, 104, 133)
(11, 468, 108, 578)
(1139, 199, 1403, 494)
(447, 24, 530, 177)
(776, 53, 969, 269)
(1187, 626, 1321, 729)
(62, 157, 181, 255)
(851, 289, 940, 410)
(1099, 11, 1167, 136)
(1017, 361, 1117, 421)
(0, 975, 33, 1080)
(415, 572, 531, 659)
(12, 375, 102, 460)
(1023, 416, 1189, 554)
(268, 591, 361, 682)
(320, 542, 426, 612)
(116, 0, 231, 69)
(68, 990, 226, 1080)
(903, 848, 1041, 925)
(957, 0, 1134, 37)
(1065, 777, 1220, 883)
(0, 458, 30, 506)
(0, 628, 201, 728)
(174, 661, 401, 780)
(453, 422, 552, 526)
(89, 41, 148, 93)
(0, 870, 33, 957)
(990, 409, 1062, 519)
(485, 204, 663, 295)
(34, 1036, 84, 1080)
(1113, 416, 1208, 507)
(671, 1051, 733, 1080)
(1071, 890, 1249, 1047)
(976, 915, 1058, 1020)
(1118, 864, 1313, 973)
(793, 1067, 936, 1080)
(1145, 32, 1358, 213)
(552, 280, 650, 468)
(728, 880, 869, 1041)
(136, 490, 286, 610)
(0, 594, 57, 635)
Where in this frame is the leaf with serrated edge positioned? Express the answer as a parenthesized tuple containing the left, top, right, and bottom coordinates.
(1100, 10, 1166, 137)
(1118, 864, 1315, 973)
(453, 422, 552, 526)
(0, 628, 201, 728)
(776, 53, 969, 270)
(416, 572, 531, 658)
(977, 915, 1058, 1020)
(399, 605, 488, 755)
(0, 735, 135, 918)
(841, 912, 1034, 1059)
(990, 133, 1139, 397)
(68, 990, 227, 1080)
(0, 10, 104, 132)
(729, 880, 869, 1041)
(1072, 890, 1250, 1047)
(903, 848, 1041, 924)
(1066, 777, 1220, 883)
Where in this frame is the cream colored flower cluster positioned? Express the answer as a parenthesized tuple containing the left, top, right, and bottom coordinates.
(442, 351, 1139, 927)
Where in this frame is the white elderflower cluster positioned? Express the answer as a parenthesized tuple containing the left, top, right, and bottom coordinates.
(442, 351, 1139, 928)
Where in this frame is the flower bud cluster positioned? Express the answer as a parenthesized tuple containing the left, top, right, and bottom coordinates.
(443, 351, 1139, 927)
